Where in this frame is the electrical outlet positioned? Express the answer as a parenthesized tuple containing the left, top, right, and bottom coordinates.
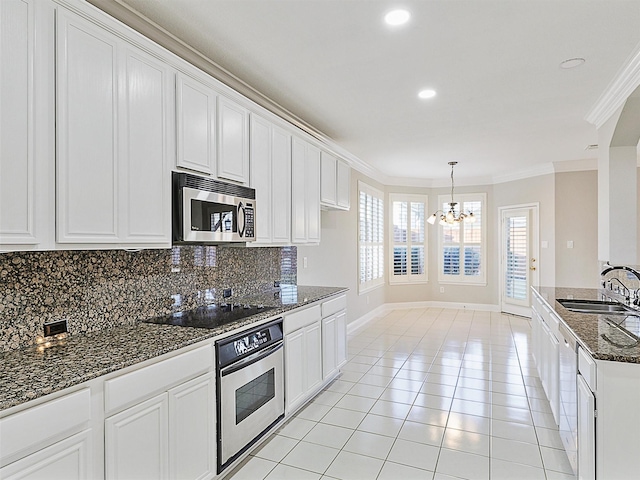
(223, 288, 232, 298)
(44, 319, 68, 337)
(440, 287, 445, 293)
(303, 257, 308, 268)
(366, 295, 370, 305)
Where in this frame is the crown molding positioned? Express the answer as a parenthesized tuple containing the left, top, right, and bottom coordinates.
(585, 40, 640, 128)
(491, 163, 555, 184)
(553, 158, 598, 173)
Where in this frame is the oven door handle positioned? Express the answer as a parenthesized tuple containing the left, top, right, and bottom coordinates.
(220, 341, 283, 377)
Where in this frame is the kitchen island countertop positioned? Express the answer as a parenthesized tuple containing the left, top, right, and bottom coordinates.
(0, 285, 347, 412)
(534, 286, 640, 363)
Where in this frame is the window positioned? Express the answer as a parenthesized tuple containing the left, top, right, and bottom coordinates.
(358, 181, 384, 293)
(389, 194, 427, 284)
(438, 193, 486, 285)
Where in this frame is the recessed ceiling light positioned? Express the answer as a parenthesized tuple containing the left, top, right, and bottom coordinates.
(560, 58, 586, 69)
(384, 9, 410, 26)
(418, 89, 437, 99)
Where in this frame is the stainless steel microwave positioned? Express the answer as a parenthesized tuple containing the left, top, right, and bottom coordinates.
(172, 172, 256, 244)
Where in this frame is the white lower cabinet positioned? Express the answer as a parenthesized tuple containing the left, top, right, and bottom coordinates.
(105, 393, 169, 480)
(284, 306, 323, 414)
(168, 375, 215, 480)
(105, 373, 214, 480)
(577, 374, 595, 480)
(0, 430, 93, 480)
(531, 293, 559, 426)
(321, 295, 348, 381)
(0, 388, 93, 479)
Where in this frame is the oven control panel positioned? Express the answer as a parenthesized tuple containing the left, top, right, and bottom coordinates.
(233, 330, 270, 356)
(216, 319, 283, 369)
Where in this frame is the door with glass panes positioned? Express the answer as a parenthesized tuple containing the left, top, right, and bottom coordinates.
(500, 205, 539, 317)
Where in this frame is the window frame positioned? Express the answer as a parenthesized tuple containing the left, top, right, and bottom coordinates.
(437, 192, 487, 285)
(388, 193, 428, 285)
(358, 181, 385, 294)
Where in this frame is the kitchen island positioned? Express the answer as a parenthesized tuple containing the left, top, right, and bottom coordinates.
(532, 286, 640, 480)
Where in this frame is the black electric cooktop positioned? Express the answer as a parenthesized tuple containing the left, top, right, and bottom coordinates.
(143, 303, 276, 329)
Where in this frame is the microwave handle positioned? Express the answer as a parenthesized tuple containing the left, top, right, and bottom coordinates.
(237, 202, 246, 238)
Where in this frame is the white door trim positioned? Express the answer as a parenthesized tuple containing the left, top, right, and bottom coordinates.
(498, 203, 540, 317)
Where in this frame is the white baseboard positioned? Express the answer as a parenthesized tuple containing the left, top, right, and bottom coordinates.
(346, 304, 387, 335)
(347, 301, 500, 335)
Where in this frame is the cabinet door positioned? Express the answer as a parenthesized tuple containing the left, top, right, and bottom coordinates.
(336, 161, 351, 210)
(176, 72, 216, 175)
(168, 374, 215, 480)
(120, 47, 173, 244)
(306, 144, 321, 244)
(577, 374, 595, 480)
(322, 315, 337, 380)
(250, 114, 272, 243)
(284, 328, 305, 413)
(56, 8, 119, 242)
(305, 321, 323, 393)
(0, 430, 92, 480)
(271, 126, 291, 244)
(217, 96, 249, 184)
(291, 137, 307, 243)
(105, 394, 169, 480)
(320, 152, 337, 206)
(336, 310, 347, 369)
(0, 0, 36, 245)
(548, 332, 560, 426)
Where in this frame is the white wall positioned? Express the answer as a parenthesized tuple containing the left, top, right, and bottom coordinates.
(300, 169, 610, 324)
(555, 170, 599, 288)
(296, 169, 386, 324)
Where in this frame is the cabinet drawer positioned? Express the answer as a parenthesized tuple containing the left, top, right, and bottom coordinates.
(284, 305, 321, 334)
(578, 346, 596, 392)
(321, 295, 346, 318)
(0, 388, 91, 466)
(105, 344, 212, 415)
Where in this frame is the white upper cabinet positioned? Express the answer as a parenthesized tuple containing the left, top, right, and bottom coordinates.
(56, 6, 173, 246)
(250, 114, 291, 245)
(320, 151, 350, 211)
(0, 0, 35, 245)
(271, 125, 292, 243)
(56, 8, 119, 243)
(119, 47, 173, 244)
(250, 114, 272, 243)
(175, 72, 216, 175)
(306, 145, 321, 243)
(217, 96, 250, 184)
(320, 152, 337, 206)
(291, 136, 321, 244)
(336, 160, 351, 210)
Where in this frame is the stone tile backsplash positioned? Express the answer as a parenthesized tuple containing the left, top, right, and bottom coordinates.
(0, 246, 296, 352)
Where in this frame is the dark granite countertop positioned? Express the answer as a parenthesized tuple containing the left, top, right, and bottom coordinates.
(0, 286, 347, 412)
(533, 286, 640, 363)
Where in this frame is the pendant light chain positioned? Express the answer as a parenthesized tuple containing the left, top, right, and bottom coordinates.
(427, 161, 476, 226)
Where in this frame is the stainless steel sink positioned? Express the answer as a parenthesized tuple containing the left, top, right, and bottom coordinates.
(556, 299, 635, 315)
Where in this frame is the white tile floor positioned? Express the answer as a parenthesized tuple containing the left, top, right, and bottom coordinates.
(226, 307, 576, 480)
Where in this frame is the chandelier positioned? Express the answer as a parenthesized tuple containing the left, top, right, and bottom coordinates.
(427, 161, 476, 225)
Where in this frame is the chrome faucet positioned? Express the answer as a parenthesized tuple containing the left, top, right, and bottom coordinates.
(600, 263, 640, 281)
(608, 277, 631, 301)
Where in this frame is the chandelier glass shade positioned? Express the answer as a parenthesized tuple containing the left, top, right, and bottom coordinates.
(427, 162, 476, 226)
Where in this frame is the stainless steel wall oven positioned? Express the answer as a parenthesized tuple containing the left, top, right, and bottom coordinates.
(215, 319, 285, 473)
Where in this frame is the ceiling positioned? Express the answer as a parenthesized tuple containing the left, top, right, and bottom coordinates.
(118, 0, 640, 183)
